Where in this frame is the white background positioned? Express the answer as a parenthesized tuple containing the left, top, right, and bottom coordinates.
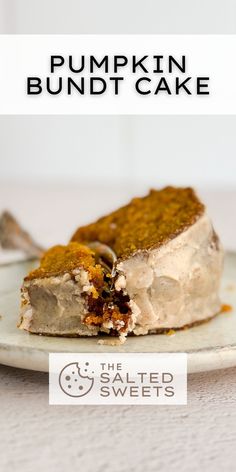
(0, 115, 236, 189)
(0, 0, 235, 34)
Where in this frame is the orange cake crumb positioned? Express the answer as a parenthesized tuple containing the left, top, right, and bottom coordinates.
(221, 304, 232, 313)
(166, 329, 176, 336)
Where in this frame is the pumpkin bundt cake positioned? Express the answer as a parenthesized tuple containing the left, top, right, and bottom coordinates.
(18, 187, 224, 343)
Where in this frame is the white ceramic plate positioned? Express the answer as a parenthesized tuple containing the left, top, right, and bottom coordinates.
(0, 253, 235, 373)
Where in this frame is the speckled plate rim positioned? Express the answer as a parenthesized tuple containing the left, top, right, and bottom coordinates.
(0, 252, 235, 374)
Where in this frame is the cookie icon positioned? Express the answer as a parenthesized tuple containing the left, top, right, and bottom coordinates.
(59, 362, 94, 397)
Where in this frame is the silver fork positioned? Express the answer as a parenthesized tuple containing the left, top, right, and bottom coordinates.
(0, 211, 117, 270)
(0, 211, 44, 259)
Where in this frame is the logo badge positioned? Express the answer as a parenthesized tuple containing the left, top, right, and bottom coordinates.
(50, 353, 187, 405)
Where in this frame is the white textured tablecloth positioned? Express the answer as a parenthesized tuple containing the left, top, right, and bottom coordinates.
(0, 365, 236, 472)
(0, 183, 236, 471)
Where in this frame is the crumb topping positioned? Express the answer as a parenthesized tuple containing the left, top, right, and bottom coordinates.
(25, 242, 104, 288)
(71, 187, 204, 259)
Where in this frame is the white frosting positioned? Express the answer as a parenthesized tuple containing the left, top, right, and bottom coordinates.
(116, 213, 224, 334)
(19, 271, 99, 336)
(19, 211, 224, 339)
